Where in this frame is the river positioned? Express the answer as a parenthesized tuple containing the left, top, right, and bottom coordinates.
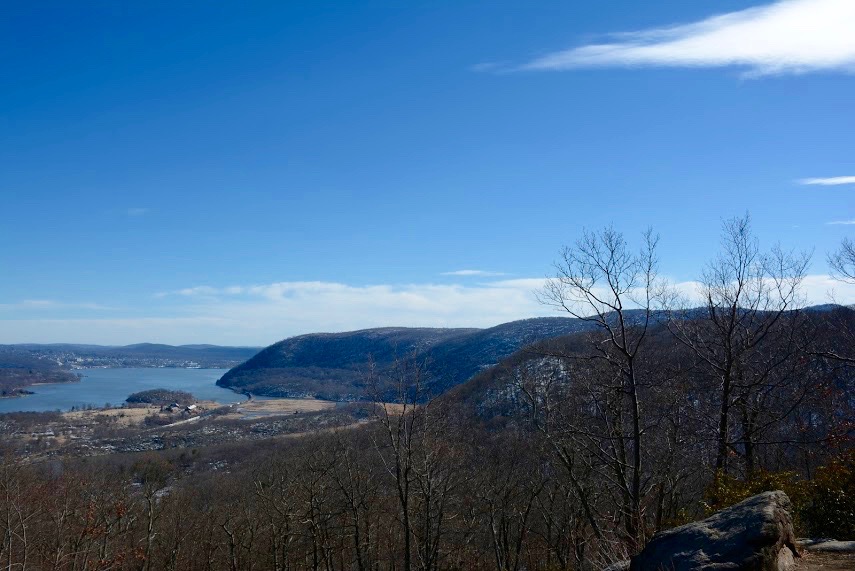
(0, 368, 246, 413)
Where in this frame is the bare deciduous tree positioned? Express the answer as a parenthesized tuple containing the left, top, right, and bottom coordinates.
(537, 226, 662, 548)
(667, 214, 810, 477)
(829, 237, 855, 283)
(369, 356, 428, 571)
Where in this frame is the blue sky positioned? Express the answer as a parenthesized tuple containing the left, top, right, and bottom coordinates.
(2, 0, 854, 345)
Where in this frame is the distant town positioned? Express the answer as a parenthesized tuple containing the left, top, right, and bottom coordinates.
(49, 350, 205, 370)
(5, 343, 261, 370)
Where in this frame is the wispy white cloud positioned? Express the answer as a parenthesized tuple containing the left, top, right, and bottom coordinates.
(0, 300, 116, 311)
(469, 62, 505, 73)
(800, 176, 855, 186)
(440, 269, 507, 277)
(20, 300, 55, 308)
(515, 0, 855, 77)
(668, 275, 855, 308)
(489, 278, 547, 290)
(827, 220, 855, 225)
(162, 280, 548, 324)
(39, 274, 852, 346)
(15, 280, 554, 345)
(176, 286, 220, 297)
(127, 207, 149, 216)
(0, 317, 233, 346)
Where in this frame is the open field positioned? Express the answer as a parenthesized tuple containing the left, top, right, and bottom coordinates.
(0, 397, 368, 460)
(235, 397, 336, 417)
(62, 399, 224, 427)
(57, 398, 339, 429)
(63, 405, 158, 427)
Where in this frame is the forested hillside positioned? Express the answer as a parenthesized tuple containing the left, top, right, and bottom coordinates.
(0, 347, 79, 397)
(217, 327, 478, 399)
(216, 318, 604, 399)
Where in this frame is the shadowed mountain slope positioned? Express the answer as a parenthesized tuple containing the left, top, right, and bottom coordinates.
(217, 317, 602, 400)
(442, 305, 855, 423)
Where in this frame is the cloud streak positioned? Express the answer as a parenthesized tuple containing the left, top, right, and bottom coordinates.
(162, 280, 550, 327)
(0, 300, 116, 311)
(827, 220, 855, 225)
(800, 176, 855, 186)
(517, 0, 855, 76)
(19, 280, 554, 345)
(6, 276, 855, 345)
(440, 269, 507, 277)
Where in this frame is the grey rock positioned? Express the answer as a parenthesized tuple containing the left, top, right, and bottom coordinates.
(630, 491, 798, 571)
(798, 539, 855, 553)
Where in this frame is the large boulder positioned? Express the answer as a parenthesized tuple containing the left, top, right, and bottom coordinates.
(630, 491, 799, 571)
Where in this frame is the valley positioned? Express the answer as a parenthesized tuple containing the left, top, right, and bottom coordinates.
(1, 301, 853, 570)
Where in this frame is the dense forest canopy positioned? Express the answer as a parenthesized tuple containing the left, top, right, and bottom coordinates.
(126, 389, 196, 406)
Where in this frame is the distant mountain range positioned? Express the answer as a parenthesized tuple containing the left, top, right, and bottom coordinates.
(0, 344, 262, 397)
(216, 305, 855, 402)
(7, 304, 852, 404)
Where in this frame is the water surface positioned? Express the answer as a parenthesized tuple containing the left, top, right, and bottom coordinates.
(0, 368, 245, 413)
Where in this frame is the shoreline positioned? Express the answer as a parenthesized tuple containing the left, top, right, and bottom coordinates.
(1, 376, 80, 399)
(0, 367, 242, 413)
(0, 389, 35, 400)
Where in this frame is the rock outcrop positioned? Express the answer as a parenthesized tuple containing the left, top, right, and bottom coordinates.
(630, 491, 799, 571)
(798, 539, 855, 553)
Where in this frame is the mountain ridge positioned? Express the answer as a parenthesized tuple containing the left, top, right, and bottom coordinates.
(216, 316, 605, 399)
(216, 304, 853, 401)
